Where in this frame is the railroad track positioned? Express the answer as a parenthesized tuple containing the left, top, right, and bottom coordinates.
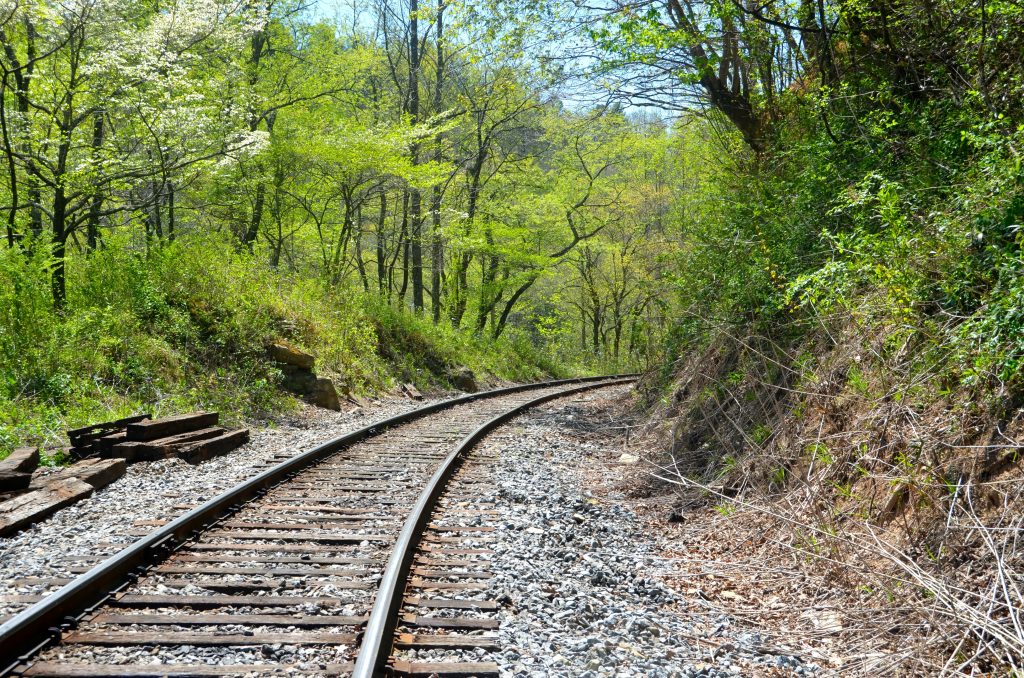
(0, 376, 634, 677)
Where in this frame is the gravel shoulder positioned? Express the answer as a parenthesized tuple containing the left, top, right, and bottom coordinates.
(0, 395, 444, 616)
(478, 387, 822, 677)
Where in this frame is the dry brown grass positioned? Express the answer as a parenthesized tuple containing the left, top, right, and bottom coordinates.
(625, 319, 1024, 676)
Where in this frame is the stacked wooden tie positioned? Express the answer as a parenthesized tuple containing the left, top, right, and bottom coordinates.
(69, 412, 249, 464)
(0, 447, 126, 537)
(0, 412, 249, 537)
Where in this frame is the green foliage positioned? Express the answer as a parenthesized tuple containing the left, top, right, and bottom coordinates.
(0, 231, 569, 457)
(0, 0, 686, 459)
(808, 442, 833, 466)
(751, 424, 772, 445)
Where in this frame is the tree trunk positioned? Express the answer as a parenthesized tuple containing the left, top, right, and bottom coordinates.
(452, 254, 469, 327)
(430, 186, 443, 323)
(355, 204, 369, 292)
(0, 78, 17, 248)
(492, 275, 536, 340)
(612, 300, 622, 359)
(376, 191, 387, 295)
(152, 180, 163, 240)
(398, 190, 410, 303)
(430, 1, 446, 323)
(407, 0, 424, 311)
(410, 188, 424, 310)
(50, 104, 73, 309)
(475, 226, 498, 333)
(240, 19, 270, 249)
(167, 182, 175, 242)
(51, 186, 68, 309)
(244, 182, 265, 249)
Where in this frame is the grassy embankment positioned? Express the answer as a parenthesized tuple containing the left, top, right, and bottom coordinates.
(0, 232, 582, 462)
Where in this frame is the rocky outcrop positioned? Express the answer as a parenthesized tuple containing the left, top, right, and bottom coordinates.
(268, 340, 342, 411)
(267, 341, 315, 369)
(451, 368, 478, 393)
(311, 377, 341, 410)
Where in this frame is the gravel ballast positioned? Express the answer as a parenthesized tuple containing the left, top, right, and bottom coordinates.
(4, 383, 823, 677)
(474, 388, 821, 677)
(0, 396, 441, 617)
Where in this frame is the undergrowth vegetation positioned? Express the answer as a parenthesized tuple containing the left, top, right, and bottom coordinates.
(0, 231, 571, 459)
(585, 0, 1024, 671)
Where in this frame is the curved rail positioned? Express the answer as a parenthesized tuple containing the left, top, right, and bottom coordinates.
(0, 374, 634, 675)
(352, 376, 636, 678)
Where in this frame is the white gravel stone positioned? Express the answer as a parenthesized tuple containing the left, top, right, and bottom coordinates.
(4, 385, 820, 677)
(0, 396, 443, 617)
(468, 389, 820, 677)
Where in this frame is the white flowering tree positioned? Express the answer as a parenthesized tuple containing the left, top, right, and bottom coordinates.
(0, 0, 264, 306)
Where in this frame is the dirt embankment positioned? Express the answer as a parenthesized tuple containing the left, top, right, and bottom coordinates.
(623, 326, 1024, 675)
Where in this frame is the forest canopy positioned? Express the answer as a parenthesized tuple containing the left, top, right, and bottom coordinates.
(0, 0, 694, 446)
(2, 0, 1023, 468)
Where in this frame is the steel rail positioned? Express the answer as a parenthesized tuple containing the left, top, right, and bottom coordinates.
(352, 376, 636, 678)
(0, 374, 634, 676)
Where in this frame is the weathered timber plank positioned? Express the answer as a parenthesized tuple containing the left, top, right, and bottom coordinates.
(0, 478, 94, 537)
(89, 613, 366, 627)
(70, 558, 371, 573)
(414, 559, 483, 568)
(24, 576, 373, 592)
(126, 412, 219, 442)
(274, 483, 391, 491)
(170, 554, 374, 565)
(185, 542, 372, 553)
(13, 577, 73, 586)
(202, 530, 390, 543)
(67, 415, 149, 442)
(153, 577, 373, 592)
(179, 429, 250, 464)
(259, 504, 382, 514)
(239, 512, 390, 523)
(391, 661, 499, 677)
(107, 427, 226, 461)
(113, 595, 351, 608)
(23, 663, 353, 677)
(63, 631, 357, 646)
(67, 415, 149, 457)
(404, 598, 498, 611)
(417, 548, 493, 557)
(0, 594, 45, 603)
(408, 579, 487, 591)
(0, 446, 40, 474)
(401, 614, 499, 630)
(151, 427, 227, 447)
(394, 634, 499, 650)
(96, 431, 127, 454)
(412, 569, 493, 580)
(0, 470, 32, 491)
(154, 565, 370, 576)
(218, 521, 376, 531)
(31, 459, 126, 491)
